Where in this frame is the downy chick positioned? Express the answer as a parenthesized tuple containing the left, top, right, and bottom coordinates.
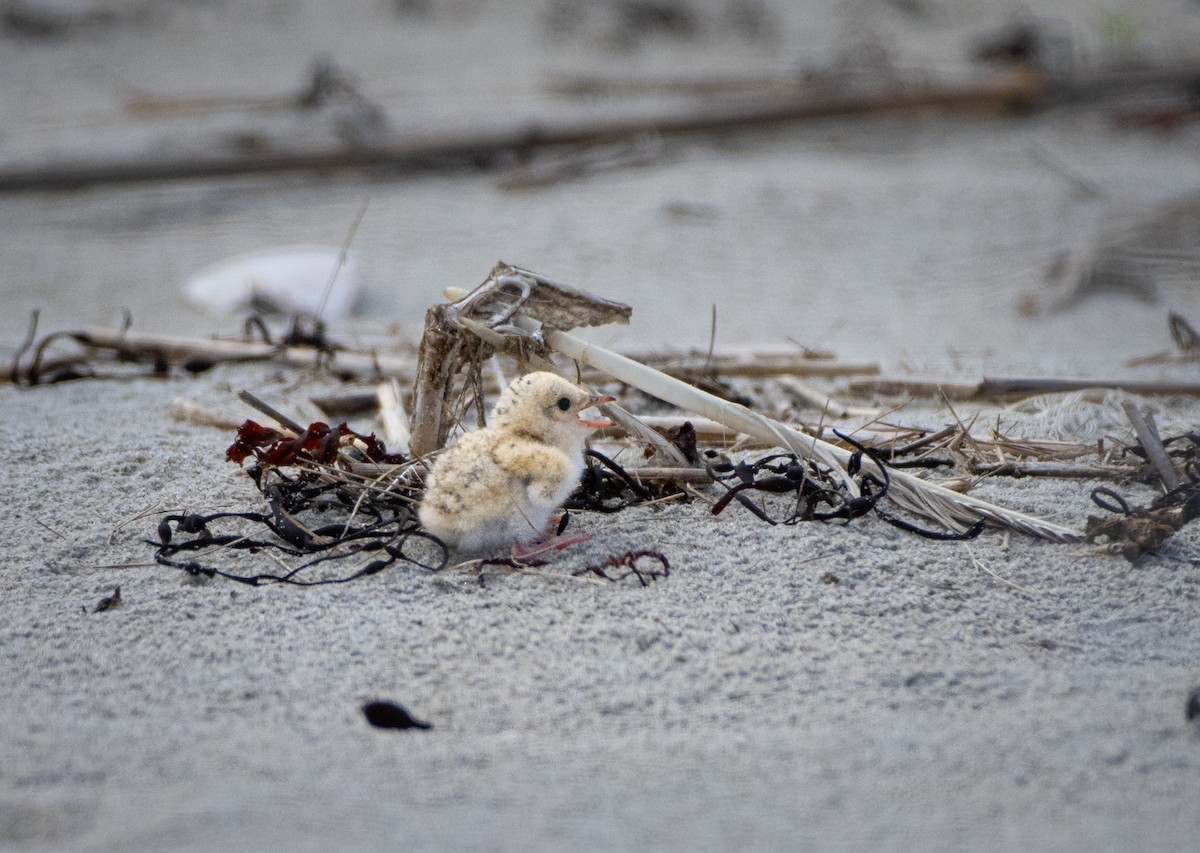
(418, 372, 614, 556)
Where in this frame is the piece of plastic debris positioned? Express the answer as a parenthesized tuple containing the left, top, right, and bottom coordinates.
(183, 245, 360, 321)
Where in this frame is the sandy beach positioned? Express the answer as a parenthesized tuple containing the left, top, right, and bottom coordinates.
(3, 1, 1200, 850)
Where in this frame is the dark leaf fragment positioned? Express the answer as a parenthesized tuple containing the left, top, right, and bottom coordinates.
(362, 701, 432, 730)
(93, 586, 121, 612)
(226, 419, 404, 466)
(653, 420, 700, 465)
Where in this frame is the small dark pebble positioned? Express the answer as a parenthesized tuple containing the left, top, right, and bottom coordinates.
(1187, 687, 1200, 722)
(362, 700, 432, 731)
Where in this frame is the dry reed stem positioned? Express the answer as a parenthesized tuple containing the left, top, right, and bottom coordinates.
(1121, 401, 1180, 491)
(966, 460, 1132, 480)
(849, 376, 1200, 400)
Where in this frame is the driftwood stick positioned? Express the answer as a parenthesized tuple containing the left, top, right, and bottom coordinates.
(980, 377, 1200, 398)
(8, 61, 1200, 193)
(553, 63, 1200, 105)
(966, 438, 1099, 462)
(80, 328, 274, 361)
(6, 325, 417, 386)
(377, 379, 411, 453)
(236, 390, 306, 435)
(0, 71, 1044, 193)
(310, 389, 380, 417)
(776, 375, 878, 418)
(170, 398, 244, 431)
(9, 62, 1200, 193)
(593, 415, 742, 443)
(496, 134, 668, 191)
(409, 304, 487, 458)
(888, 425, 960, 456)
(968, 460, 1135, 481)
(849, 376, 1200, 400)
(1121, 401, 1181, 491)
(10, 322, 873, 387)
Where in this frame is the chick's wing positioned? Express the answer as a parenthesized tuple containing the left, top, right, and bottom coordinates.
(489, 434, 572, 505)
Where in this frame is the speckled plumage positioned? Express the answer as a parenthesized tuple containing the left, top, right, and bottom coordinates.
(418, 372, 613, 554)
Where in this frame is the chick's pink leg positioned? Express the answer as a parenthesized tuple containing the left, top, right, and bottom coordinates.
(510, 533, 593, 564)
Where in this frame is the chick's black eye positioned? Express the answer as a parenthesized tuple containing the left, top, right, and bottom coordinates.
(556, 396, 571, 412)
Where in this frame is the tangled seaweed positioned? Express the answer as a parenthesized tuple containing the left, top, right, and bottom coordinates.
(474, 549, 669, 586)
(154, 503, 447, 586)
(572, 550, 671, 586)
(707, 431, 985, 541)
(565, 449, 662, 512)
(155, 420, 679, 587)
(154, 419, 447, 585)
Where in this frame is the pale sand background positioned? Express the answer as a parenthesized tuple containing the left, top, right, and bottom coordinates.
(3, 1, 1200, 850)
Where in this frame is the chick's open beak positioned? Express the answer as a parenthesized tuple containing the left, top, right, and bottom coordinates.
(578, 394, 616, 429)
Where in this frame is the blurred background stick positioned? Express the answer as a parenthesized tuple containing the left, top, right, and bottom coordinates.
(9, 64, 1199, 192)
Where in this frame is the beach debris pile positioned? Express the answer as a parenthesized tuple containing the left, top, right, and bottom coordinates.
(154, 404, 675, 585)
(1086, 481, 1200, 562)
(13, 264, 1200, 576)
(1084, 424, 1200, 562)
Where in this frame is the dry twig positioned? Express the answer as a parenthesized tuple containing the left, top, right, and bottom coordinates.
(848, 375, 1200, 400)
(1122, 401, 1181, 491)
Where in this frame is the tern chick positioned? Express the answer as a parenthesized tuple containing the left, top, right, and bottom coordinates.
(418, 371, 615, 557)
